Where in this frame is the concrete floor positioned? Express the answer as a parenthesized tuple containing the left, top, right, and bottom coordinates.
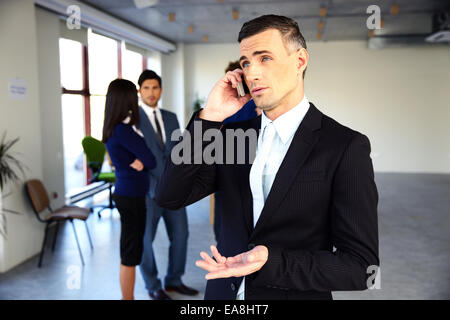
(0, 173, 449, 300)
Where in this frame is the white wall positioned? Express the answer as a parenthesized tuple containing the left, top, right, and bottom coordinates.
(305, 41, 450, 173)
(183, 41, 450, 173)
(183, 43, 240, 124)
(161, 43, 186, 126)
(36, 7, 65, 209)
(0, 0, 45, 272)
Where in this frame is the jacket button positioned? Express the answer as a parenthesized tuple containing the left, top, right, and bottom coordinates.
(231, 283, 236, 292)
(248, 243, 255, 250)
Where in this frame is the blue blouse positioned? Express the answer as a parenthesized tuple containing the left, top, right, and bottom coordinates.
(223, 99, 257, 124)
(105, 123, 156, 197)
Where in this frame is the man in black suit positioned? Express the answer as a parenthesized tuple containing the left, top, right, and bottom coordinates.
(155, 15, 379, 300)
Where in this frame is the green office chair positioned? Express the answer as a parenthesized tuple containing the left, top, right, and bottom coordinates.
(82, 136, 116, 218)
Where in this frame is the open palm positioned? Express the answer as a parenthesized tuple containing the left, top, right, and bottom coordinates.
(195, 245, 268, 280)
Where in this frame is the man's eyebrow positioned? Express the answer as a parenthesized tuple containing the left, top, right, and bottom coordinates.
(239, 50, 273, 62)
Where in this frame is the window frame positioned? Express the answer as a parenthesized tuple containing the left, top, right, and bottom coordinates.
(60, 38, 148, 186)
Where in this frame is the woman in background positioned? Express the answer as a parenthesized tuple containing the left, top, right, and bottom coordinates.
(102, 79, 156, 300)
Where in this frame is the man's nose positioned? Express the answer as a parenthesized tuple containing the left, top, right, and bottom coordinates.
(245, 64, 261, 83)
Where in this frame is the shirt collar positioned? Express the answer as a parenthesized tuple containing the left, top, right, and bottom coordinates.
(142, 101, 159, 113)
(260, 96, 310, 144)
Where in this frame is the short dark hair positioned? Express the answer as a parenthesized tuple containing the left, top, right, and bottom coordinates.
(238, 15, 307, 78)
(102, 79, 140, 143)
(225, 60, 241, 74)
(138, 69, 162, 88)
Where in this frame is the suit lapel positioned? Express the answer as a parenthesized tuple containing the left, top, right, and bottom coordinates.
(236, 115, 261, 235)
(250, 103, 323, 239)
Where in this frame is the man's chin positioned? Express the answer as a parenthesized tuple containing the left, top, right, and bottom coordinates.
(144, 101, 157, 107)
(255, 101, 276, 112)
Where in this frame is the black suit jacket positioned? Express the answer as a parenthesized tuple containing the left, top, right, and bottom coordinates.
(155, 103, 379, 300)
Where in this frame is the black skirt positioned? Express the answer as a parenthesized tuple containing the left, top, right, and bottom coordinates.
(112, 194, 146, 266)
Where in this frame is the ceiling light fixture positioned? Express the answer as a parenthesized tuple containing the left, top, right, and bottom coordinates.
(391, 4, 399, 15)
(133, 0, 158, 9)
(318, 21, 324, 30)
(232, 9, 239, 20)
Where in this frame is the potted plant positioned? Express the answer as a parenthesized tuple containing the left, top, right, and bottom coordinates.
(0, 133, 26, 239)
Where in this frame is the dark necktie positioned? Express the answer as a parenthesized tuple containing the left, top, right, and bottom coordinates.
(153, 110, 165, 150)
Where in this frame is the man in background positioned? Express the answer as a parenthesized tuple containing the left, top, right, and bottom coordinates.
(138, 70, 198, 300)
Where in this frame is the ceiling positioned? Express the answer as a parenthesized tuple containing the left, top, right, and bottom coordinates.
(79, 0, 450, 45)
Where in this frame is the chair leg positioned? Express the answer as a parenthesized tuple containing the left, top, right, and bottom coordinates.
(96, 184, 114, 218)
(84, 221, 93, 250)
(70, 219, 85, 266)
(38, 223, 50, 268)
(52, 221, 60, 252)
(108, 184, 114, 209)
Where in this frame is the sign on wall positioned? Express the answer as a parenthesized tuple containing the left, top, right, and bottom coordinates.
(8, 78, 27, 100)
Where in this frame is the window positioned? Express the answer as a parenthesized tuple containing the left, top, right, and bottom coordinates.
(59, 39, 83, 91)
(59, 38, 86, 192)
(88, 30, 119, 141)
(59, 30, 149, 195)
(88, 30, 118, 96)
(147, 53, 162, 77)
(122, 43, 144, 87)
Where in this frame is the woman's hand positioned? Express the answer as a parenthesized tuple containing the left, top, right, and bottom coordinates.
(129, 158, 144, 171)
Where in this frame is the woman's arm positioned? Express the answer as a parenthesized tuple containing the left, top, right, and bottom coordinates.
(116, 124, 156, 170)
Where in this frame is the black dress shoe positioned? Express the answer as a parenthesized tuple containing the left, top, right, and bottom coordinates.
(165, 283, 199, 296)
(149, 289, 172, 300)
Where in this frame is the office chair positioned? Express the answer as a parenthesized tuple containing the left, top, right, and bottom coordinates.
(25, 179, 93, 267)
(81, 136, 116, 218)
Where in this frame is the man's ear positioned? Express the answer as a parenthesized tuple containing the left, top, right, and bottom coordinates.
(297, 48, 308, 76)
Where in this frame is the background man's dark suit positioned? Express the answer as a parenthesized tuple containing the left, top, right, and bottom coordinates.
(138, 107, 189, 293)
(156, 102, 379, 300)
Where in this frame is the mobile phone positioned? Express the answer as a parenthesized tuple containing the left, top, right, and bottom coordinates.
(236, 80, 250, 97)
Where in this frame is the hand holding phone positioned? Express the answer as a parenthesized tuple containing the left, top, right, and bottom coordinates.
(236, 82, 246, 97)
(200, 69, 251, 122)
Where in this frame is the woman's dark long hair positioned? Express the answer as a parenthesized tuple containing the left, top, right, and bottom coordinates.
(102, 79, 140, 143)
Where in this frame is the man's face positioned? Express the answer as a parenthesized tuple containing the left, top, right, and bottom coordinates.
(139, 79, 162, 108)
(239, 29, 302, 111)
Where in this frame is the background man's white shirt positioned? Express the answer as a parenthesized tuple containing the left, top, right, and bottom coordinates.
(141, 102, 167, 144)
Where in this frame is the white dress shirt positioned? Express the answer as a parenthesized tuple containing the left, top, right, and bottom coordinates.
(236, 96, 310, 300)
(141, 102, 166, 144)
